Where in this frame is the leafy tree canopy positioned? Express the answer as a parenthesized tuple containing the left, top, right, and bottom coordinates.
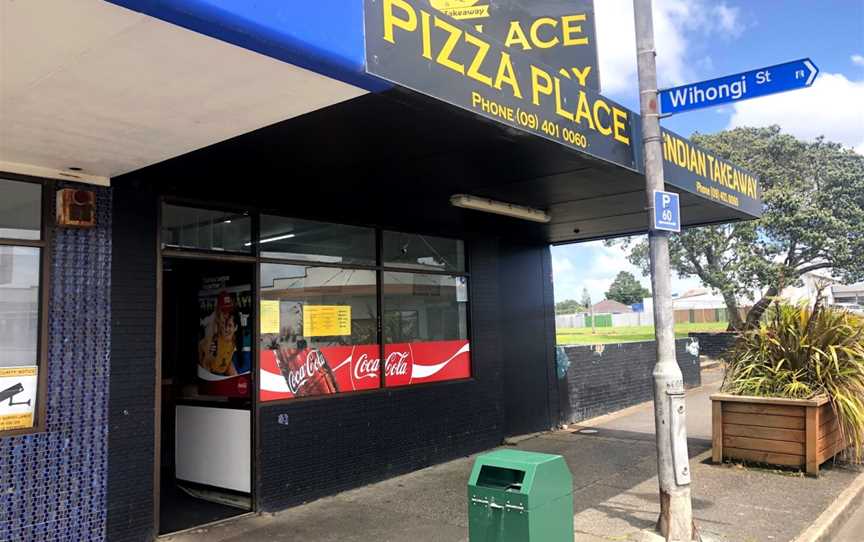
(605, 271, 651, 306)
(611, 126, 864, 330)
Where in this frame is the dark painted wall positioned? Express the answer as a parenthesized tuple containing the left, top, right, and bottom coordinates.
(0, 183, 112, 542)
(107, 180, 158, 542)
(557, 339, 701, 424)
(498, 243, 558, 436)
(690, 332, 737, 361)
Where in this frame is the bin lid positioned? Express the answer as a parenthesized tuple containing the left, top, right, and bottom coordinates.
(468, 449, 573, 510)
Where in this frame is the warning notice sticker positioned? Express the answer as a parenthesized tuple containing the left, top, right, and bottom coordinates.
(0, 366, 37, 431)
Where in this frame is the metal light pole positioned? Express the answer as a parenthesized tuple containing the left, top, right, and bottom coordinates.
(632, 0, 697, 540)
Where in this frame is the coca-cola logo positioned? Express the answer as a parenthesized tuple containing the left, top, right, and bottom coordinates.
(353, 351, 411, 381)
(285, 350, 328, 394)
(385, 351, 410, 378)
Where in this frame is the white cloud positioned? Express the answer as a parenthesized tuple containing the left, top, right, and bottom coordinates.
(552, 240, 709, 304)
(712, 5, 741, 35)
(852, 54, 864, 67)
(727, 72, 864, 155)
(552, 254, 574, 275)
(594, 0, 743, 96)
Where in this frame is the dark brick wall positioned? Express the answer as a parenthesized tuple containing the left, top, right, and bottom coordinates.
(690, 332, 737, 360)
(257, 238, 505, 511)
(0, 182, 111, 542)
(498, 243, 557, 436)
(557, 339, 701, 424)
(107, 181, 157, 542)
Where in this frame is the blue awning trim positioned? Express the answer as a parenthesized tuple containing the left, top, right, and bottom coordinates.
(105, 0, 391, 92)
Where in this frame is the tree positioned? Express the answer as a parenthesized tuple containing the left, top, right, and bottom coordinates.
(555, 299, 585, 315)
(581, 288, 596, 334)
(605, 271, 651, 306)
(580, 287, 592, 309)
(612, 126, 864, 330)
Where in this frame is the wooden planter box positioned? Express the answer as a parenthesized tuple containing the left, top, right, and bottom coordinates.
(710, 393, 845, 475)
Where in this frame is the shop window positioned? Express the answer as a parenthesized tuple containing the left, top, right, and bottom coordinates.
(258, 264, 380, 400)
(0, 178, 45, 435)
(382, 272, 470, 388)
(383, 231, 466, 273)
(254, 223, 471, 402)
(259, 215, 375, 265)
(162, 204, 251, 253)
(0, 178, 42, 240)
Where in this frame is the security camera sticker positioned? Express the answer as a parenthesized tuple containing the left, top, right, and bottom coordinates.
(0, 366, 38, 431)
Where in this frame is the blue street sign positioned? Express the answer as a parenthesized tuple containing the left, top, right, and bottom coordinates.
(659, 58, 818, 115)
(653, 191, 680, 232)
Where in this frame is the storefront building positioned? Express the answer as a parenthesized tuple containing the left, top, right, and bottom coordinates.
(0, 1, 761, 541)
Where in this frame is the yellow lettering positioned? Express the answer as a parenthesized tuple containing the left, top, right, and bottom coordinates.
(688, 146, 699, 175)
(570, 66, 592, 87)
(420, 11, 432, 59)
(505, 21, 532, 50)
(675, 138, 688, 167)
(383, 0, 417, 44)
(553, 78, 574, 121)
(434, 17, 465, 74)
(574, 91, 596, 130)
(465, 32, 493, 86)
(696, 149, 707, 177)
(612, 108, 630, 145)
(713, 159, 722, 183)
(663, 133, 675, 162)
(530, 17, 559, 49)
(593, 99, 612, 136)
(531, 65, 554, 106)
(562, 14, 589, 46)
(494, 52, 523, 98)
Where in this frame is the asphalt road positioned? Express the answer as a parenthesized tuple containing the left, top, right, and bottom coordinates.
(835, 500, 864, 541)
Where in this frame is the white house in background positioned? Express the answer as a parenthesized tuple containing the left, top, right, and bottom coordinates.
(832, 283, 864, 305)
(778, 270, 837, 307)
(642, 288, 753, 314)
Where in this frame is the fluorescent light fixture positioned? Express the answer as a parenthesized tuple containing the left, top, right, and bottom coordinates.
(244, 233, 296, 247)
(450, 194, 551, 223)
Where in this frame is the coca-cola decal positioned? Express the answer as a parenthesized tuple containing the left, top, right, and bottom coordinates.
(259, 340, 471, 401)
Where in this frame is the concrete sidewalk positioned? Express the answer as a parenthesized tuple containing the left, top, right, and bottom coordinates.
(167, 368, 863, 542)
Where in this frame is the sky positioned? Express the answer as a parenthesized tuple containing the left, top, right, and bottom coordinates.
(552, 0, 864, 305)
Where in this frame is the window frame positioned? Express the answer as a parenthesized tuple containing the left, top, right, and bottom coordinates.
(255, 219, 472, 400)
(157, 201, 473, 404)
(0, 173, 52, 437)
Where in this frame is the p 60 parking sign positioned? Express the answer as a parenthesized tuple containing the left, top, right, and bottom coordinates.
(653, 190, 681, 232)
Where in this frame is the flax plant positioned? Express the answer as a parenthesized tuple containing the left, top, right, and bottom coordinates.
(722, 298, 864, 463)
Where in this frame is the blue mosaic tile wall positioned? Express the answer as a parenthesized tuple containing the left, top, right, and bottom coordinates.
(0, 183, 112, 542)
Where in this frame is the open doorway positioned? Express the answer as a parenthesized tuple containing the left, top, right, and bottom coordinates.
(159, 257, 254, 535)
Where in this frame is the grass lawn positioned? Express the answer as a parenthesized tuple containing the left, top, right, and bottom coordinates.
(556, 321, 728, 345)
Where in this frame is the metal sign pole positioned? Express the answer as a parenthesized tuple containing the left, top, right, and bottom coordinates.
(632, 0, 697, 540)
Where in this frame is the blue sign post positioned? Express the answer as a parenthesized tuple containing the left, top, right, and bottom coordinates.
(653, 191, 680, 233)
(659, 58, 818, 115)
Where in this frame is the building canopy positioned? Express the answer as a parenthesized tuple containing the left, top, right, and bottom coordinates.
(12, 0, 761, 243)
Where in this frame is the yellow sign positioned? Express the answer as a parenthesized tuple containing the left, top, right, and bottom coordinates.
(430, 0, 489, 20)
(260, 300, 281, 334)
(0, 366, 37, 431)
(303, 305, 352, 337)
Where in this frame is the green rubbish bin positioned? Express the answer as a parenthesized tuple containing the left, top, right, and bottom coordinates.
(467, 449, 574, 542)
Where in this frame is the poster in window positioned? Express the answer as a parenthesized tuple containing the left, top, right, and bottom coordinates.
(0, 366, 37, 431)
(198, 279, 252, 397)
(303, 305, 352, 337)
(258, 340, 471, 401)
